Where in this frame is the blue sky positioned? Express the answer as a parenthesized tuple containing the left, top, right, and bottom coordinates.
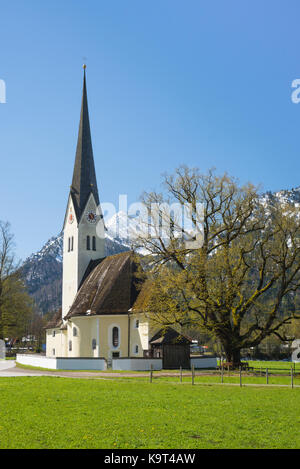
(1, 0, 300, 260)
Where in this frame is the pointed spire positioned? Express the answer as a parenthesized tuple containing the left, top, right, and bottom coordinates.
(70, 65, 100, 220)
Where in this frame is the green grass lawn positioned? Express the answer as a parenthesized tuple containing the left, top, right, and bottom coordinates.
(1, 376, 300, 449)
(247, 360, 300, 372)
(157, 373, 300, 387)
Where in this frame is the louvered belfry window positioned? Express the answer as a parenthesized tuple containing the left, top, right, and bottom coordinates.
(87, 235, 90, 250)
(112, 327, 119, 348)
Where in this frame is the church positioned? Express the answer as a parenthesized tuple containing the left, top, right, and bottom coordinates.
(45, 67, 151, 362)
(42, 67, 209, 371)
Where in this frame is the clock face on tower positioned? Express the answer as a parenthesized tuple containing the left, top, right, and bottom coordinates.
(86, 211, 97, 224)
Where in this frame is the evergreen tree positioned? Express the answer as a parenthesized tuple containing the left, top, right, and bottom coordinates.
(0, 221, 35, 340)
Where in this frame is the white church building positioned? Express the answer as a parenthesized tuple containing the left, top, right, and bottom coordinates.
(17, 68, 216, 371)
(44, 67, 153, 366)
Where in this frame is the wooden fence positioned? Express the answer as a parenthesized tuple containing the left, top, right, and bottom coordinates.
(147, 364, 299, 389)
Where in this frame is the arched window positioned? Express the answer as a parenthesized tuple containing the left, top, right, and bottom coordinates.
(92, 236, 96, 251)
(69, 340, 72, 352)
(92, 339, 97, 350)
(112, 327, 119, 348)
(73, 327, 77, 337)
(87, 235, 90, 250)
(71, 236, 74, 251)
(68, 237, 71, 252)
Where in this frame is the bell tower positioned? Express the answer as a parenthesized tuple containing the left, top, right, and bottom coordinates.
(62, 66, 105, 318)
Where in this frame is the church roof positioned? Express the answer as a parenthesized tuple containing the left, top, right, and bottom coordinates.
(70, 67, 100, 221)
(64, 251, 142, 319)
(131, 279, 153, 313)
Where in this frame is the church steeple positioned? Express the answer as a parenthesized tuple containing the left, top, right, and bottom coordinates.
(62, 66, 105, 319)
(70, 65, 100, 221)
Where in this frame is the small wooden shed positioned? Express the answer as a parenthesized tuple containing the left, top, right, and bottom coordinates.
(149, 327, 192, 369)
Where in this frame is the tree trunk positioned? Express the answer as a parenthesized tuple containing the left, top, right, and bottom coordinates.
(224, 347, 241, 365)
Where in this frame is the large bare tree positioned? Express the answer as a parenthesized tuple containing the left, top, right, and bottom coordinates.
(133, 167, 300, 364)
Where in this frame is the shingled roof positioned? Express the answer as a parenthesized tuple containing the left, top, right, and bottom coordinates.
(64, 251, 142, 319)
(150, 327, 193, 345)
(131, 279, 153, 313)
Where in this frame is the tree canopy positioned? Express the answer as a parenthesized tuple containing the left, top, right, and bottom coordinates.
(133, 167, 300, 363)
(0, 221, 35, 341)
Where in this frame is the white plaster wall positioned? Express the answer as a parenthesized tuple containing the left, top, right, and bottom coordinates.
(62, 196, 79, 318)
(67, 315, 130, 359)
(46, 329, 68, 357)
(130, 314, 149, 355)
(17, 354, 216, 371)
(17, 354, 58, 369)
(17, 354, 107, 370)
(112, 358, 162, 371)
(77, 193, 105, 286)
(62, 194, 106, 319)
(57, 313, 151, 361)
(57, 358, 107, 370)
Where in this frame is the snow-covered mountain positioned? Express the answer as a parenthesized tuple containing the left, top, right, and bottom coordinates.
(105, 210, 143, 245)
(261, 187, 300, 208)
